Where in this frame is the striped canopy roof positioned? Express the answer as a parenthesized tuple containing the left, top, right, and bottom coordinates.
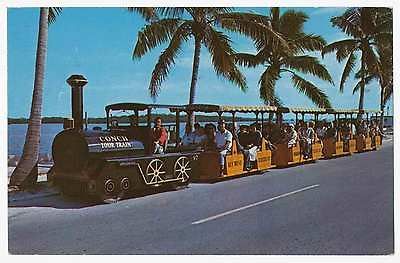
(104, 102, 381, 115)
(170, 104, 279, 113)
(289, 107, 327, 114)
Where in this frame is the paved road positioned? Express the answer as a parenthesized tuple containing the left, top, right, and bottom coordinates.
(8, 141, 394, 255)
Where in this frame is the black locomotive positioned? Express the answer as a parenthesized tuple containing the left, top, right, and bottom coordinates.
(52, 75, 200, 201)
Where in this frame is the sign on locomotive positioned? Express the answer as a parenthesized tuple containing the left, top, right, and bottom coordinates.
(52, 75, 383, 202)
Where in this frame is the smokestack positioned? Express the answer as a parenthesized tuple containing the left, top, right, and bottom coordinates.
(66, 74, 88, 131)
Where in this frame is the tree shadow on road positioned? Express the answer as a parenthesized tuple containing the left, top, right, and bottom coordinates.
(8, 194, 102, 209)
(8, 184, 187, 210)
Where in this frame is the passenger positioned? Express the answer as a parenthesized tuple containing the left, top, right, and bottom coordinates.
(237, 125, 250, 170)
(316, 121, 327, 141)
(375, 121, 384, 136)
(350, 120, 357, 138)
(269, 123, 283, 145)
(202, 123, 217, 150)
(337, 121, 344, 141)
(304, 121, 316, 159)
(325, 122, 337, 139)
(296, 120, 304, 134)
(369, 121, 376, 138)
(237, 125, 250, 148)
(111, 119, 119, 128)
(343, 121, 352, 141)
(361, 120, 369, 137)
(285, 124, 298, 148)
(193, 123, 207, 145)
(263, 122, 271, 140)
(354, 120, 361, 136)
(262, 123, 277, 150)
(245, 123, 262, 170)
(298, 121, 307, 157)
(151, 117, 168, 154)
(215, 120, 233, 175)
(181, 124, 194, 146)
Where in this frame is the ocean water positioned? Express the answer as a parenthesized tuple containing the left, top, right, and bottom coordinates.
(8, 123, 106, 156)
(8, 122, 208, 156)
(8, 120, 291, 156)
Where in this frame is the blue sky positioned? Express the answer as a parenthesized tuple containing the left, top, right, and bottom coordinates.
(7, 7, 393, 118)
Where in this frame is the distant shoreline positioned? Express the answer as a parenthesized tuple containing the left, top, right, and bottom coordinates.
(8, 114, 260, 125)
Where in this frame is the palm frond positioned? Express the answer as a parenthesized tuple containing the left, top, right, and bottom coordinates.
(360, 8, 380, 36)
(321, 39, 358, 60)
(204, 27, 247, 91)
(133, 18, 183, 59)
(226, 66, 248, 92)
(127, 7, 157, 21)
(48, 7, 62, 24)
(339, 52, 356, 92)
(363, 44, 379, 72)
(217, 12, 288, 50)
(270, 7, 280, 29)
(291, 74, 331, 108)
(279, 9, 308, 38)
(157, 8, 186, 18)
(291, 33, 326, 53)
(204, 7, 234, 17)
(331, 8, 363, 38)
(374, 8, 393, 33)
(372, 32, 393, 48)
(282, 55, 334, 84)
(233, 53, 264, 68)
(258, 66, 281, 105)
(148, 23, 190, 98)
(352, 75, 375, 95)
(383, 84, 393, 105)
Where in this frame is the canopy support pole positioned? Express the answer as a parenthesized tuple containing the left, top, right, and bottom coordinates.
(106, 110, 110, 130)
(147, 108, 151, 128)
(134, 109, 139, 126)
(232, 112, 236, 134)
(261, 112, 264, 132)
(175, 111, 180, 145)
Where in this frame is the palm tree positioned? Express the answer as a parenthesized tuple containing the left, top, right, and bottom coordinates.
(9, 8, 62, 189)
(370, 8, 392, 129)
(352, 42, 392, 129)
(322, 7, 392, 119)
(130, 7, 286, 128)
(233, 7, 333, 111)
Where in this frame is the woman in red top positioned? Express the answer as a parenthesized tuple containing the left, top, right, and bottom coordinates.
(152, 117, 168, 154)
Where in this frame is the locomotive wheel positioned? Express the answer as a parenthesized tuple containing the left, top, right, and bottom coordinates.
(174, 157, 191, 183)
(104, 179, 117, 194)
(96, 175, 121, 203)
(120, 177, 131, 191)
(145, 159, 166, 184)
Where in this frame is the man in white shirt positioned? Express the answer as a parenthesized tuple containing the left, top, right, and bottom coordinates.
(181, 124, 194, 146)
(286, 124, 298, 148)
(193, 123, 207, 145)
(216, 119, 233, 175)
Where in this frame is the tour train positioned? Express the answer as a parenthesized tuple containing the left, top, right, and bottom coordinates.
(51, 75, 382, 202)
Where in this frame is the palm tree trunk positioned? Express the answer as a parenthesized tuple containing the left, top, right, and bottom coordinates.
(9, 8, 49, 188)
(268, 102, 275, 122)
(187, 36, 201, 130)
(379, 83, 385, 131)
(357, 52, 366, 120)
